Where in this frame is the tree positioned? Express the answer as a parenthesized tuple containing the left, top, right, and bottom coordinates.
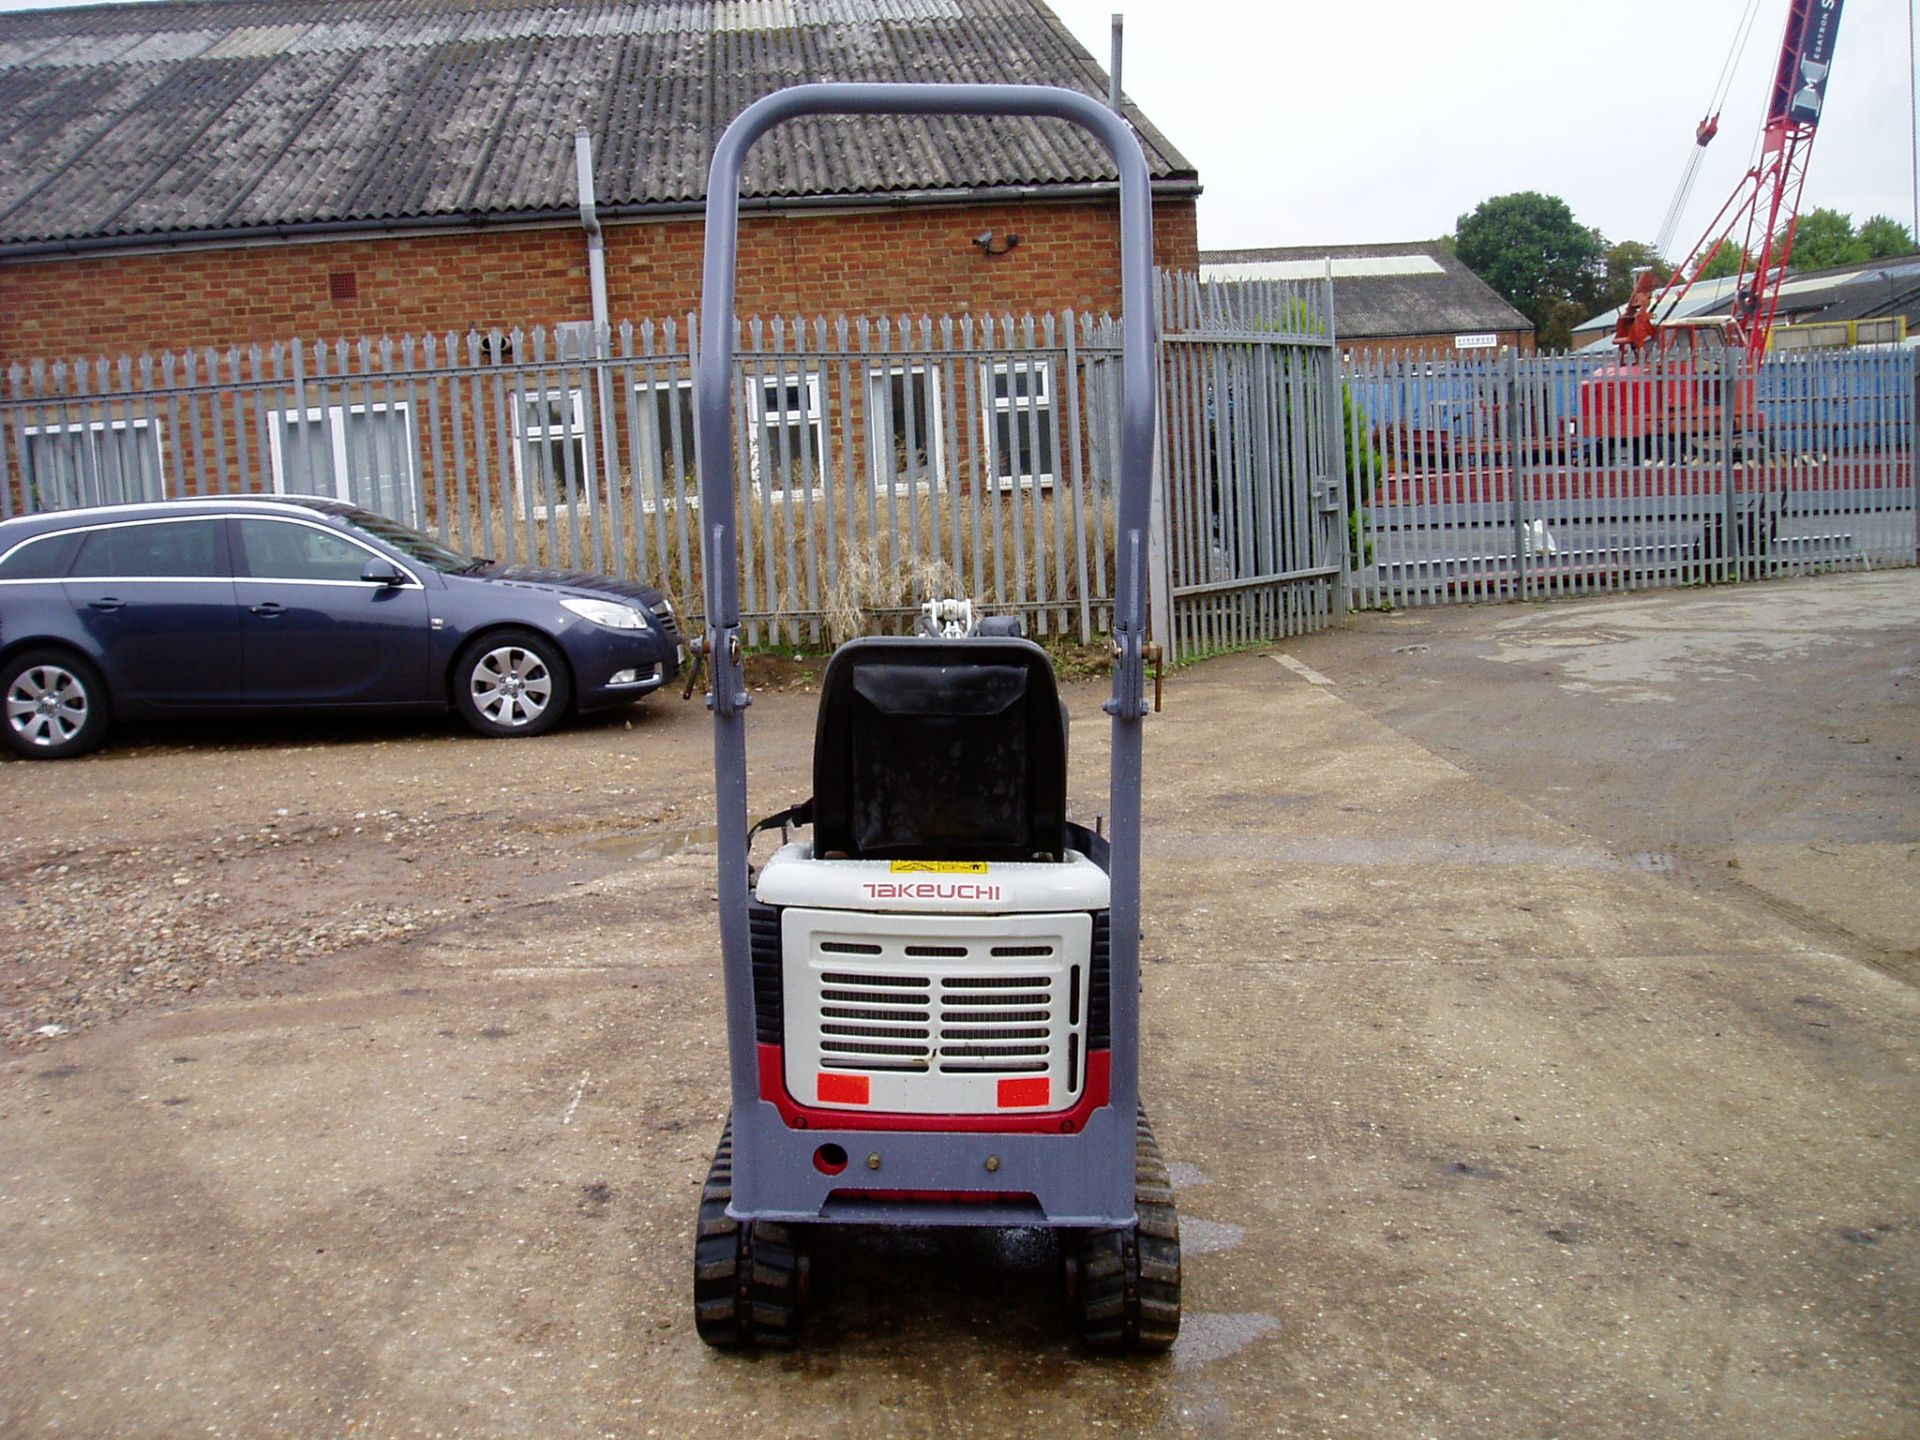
(1696, 240, 1752, 280)
(1590, 240, 1674, 315)
(1858, 214, 1917, 258)
(1453, 192, 1604, 350)
(1789, 207, 1870, 270)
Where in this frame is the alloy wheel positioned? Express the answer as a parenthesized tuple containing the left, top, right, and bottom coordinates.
(6, 663, 90, 749)
(469, 645, 553, 728)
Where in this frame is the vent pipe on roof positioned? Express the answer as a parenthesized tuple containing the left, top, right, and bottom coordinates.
(1108, 15, 1123, 114)
(575, 128, 609, 340)
(576, 127, 619, 493)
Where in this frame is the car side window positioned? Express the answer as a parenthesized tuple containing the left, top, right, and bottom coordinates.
(238, 519, 376, 582)
(0, 531, 83, 580)
(70, 520, 225, 579)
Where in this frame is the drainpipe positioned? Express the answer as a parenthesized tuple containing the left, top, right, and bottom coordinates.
(1109, 15, 1123, 114)
(576, 128, 620, 503)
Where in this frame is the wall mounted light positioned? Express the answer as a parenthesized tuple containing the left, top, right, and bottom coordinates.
(973, 230, 1022, 257)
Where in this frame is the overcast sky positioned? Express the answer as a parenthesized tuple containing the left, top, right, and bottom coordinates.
(1045, 0, 1916, 254)
(3, 0, 1913, 258)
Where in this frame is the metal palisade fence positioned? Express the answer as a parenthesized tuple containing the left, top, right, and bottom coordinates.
(1158, 271, 1350, 660)
(6, 277, 1912, 655)
(1345, 343, 1917, 608)
(3, 310, 1145, 650)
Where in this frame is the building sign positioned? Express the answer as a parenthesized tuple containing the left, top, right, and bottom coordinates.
(1453, 333, 1498, 350)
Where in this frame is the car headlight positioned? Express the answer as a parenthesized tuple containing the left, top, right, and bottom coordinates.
(561, 597, 648, 630)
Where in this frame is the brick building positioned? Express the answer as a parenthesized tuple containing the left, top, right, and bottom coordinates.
(0, 0, 1199, 360)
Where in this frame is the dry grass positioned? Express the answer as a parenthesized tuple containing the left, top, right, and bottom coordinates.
(437, 484, 1119, 644)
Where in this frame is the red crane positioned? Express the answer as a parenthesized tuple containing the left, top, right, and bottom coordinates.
(1615, 0, 1848, 361)
(1583, 0, 1847, 464)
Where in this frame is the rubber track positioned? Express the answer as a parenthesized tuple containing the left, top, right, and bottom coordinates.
(692, 1116, 802, 1348)
(1073, 1107, 1182, 1352)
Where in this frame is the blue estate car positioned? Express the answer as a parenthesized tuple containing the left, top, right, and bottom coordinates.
(0, 496, 681, 759)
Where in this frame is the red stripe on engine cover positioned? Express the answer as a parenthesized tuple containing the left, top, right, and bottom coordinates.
(758, 1044, 1110, 1133)
(817, 1073, 870, 1105)
(997, 1076, 1051, 1108)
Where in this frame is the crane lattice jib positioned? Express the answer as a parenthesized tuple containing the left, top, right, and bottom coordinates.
(1620, 0, 1846, 361)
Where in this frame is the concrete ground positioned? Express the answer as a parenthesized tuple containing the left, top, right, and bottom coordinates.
(1, 569, 1916, 1439)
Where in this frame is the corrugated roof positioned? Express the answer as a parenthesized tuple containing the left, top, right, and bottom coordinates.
(1201, 241, 1532, 340)
(1573, 254, 1920, 343)
(0, 0, 1196, 249)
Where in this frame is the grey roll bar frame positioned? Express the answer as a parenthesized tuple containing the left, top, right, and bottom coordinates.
(697, 83, 1154, 1226)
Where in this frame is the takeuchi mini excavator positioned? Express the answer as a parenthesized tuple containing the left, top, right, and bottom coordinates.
(685, 83, 1179, 1351)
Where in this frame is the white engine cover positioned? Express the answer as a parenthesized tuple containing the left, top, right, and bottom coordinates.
(755, 843, 1109, 914)
(779, 906, 1093, 1116)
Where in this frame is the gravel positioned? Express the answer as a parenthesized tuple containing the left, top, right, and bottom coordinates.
(0, 707, 714, 1052)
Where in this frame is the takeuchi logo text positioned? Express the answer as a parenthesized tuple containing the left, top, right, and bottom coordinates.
(862, 881, 1003, 902)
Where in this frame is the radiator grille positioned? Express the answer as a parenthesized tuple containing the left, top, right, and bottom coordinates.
(782, 909, 1093, 1115)
(749, 901, 783, 1045)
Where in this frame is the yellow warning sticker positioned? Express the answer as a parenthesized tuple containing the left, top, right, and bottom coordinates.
(888, 860, 990, 874)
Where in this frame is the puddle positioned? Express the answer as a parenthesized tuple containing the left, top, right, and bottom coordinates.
(577, 824, 719, 863)
(1180, 1218, 1245, 1255)
(1166, 1161, 1212, 1191)
(1172, 1312, 1282, 1370)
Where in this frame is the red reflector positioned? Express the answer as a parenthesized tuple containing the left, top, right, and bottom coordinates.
(998, 1077, 1051, 1108)
(817, 1073, 870, 1105)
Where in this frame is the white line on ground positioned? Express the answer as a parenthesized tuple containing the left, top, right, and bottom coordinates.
(562, 1071, 590, 1126)
(1269, 653, 1335, 686)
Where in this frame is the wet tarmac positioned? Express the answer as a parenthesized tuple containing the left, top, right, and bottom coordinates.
(2, 569, 1916, 1438)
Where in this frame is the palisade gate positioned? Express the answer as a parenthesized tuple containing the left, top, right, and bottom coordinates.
(0, 273, 1348, 659)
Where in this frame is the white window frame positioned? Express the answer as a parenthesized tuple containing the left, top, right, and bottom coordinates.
(746, 370, 826, 500)
(629, 377, 700, 514)
(866, 362, 948, 495)
(511, 387, 595, 516)
(982, 359, 1057, 489)
(266, 401, 419, 525)
(20, 416, 168, 506)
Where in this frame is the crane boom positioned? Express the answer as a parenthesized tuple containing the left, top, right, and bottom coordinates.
(1616, 0, 1846, 360)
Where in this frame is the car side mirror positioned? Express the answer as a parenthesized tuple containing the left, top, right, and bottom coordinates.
(361, 559, 405, 587)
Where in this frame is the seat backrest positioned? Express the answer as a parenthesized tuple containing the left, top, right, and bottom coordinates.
(811, 636, 1066, 862)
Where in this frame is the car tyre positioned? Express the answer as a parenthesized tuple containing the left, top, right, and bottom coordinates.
(452, 629, 572, 738)
(3, 647, 110, 760)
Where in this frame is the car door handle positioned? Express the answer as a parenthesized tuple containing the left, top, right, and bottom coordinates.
(88, 597, 125, 612)
(250, 601, 285, 617)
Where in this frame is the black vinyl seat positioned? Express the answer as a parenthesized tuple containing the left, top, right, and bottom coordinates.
(811, 636, 1067, 862)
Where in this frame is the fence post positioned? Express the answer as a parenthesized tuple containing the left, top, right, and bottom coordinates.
(1504, 348, 1526, 598)
(1148, 286, 1173, 654)
(1321, 264, 1349, 622)
(1911, 353, 1919, 565)
(1721, 353, 1740, 582)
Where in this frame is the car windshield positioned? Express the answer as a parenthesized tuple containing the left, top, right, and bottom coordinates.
(341, 509, 486, 574)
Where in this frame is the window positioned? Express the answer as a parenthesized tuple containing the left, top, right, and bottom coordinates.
(866, 364, 947, 493)
(237, 518, 389, 583)
(747, 371, 825, 494)
(984, 360, 1057, 487)
(630, 378, 698, 506)
(513, 389, 594, 513)
(269, 404, 418, 525)
(20, 419, 166, 510)
(69, 519, 224, 580)
(0, 530, 83, 581)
